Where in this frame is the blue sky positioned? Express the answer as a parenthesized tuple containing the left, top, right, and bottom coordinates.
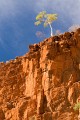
(0, 0, 80, 62)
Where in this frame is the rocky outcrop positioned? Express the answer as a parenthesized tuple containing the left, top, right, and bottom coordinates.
(0, 29, 80, 120)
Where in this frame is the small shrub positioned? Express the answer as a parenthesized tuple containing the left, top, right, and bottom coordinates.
(73, 102, 80, 111)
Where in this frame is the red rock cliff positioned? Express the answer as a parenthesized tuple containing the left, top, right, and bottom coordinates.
(0, 29, 80, 120)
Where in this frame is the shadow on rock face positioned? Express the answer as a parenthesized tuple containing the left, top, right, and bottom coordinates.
(0, 109, 5, 120)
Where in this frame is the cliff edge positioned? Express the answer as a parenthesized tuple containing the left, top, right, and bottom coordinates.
(0, 29, 80, 120)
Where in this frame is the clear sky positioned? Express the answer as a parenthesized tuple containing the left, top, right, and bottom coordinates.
(0, 0, 80, 62)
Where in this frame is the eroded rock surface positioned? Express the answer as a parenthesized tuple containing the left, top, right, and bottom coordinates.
(0, 29, 80, 120)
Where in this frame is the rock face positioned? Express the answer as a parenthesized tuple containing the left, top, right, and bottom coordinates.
(0, 29, 80, 120)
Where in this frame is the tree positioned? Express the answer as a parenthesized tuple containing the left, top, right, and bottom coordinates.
(35, 11, 58, 36)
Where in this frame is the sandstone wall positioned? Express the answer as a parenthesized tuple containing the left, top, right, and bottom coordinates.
(0, 29, 80, 120)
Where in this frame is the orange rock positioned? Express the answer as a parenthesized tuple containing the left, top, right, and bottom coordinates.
(0, 29, 80, 119)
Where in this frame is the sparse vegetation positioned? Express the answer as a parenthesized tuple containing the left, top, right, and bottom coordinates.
(73, 102, 80, 111)
(29, 115, 36, 120)
(35, 11, 58, 36)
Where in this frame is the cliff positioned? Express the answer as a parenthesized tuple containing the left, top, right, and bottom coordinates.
(0, 29, 80, 120)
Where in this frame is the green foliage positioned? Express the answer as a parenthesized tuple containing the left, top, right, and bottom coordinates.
(35, 21, 41, 26)
(35, 11, 58, 36)
(46, 14, 57, 24)
(35, 11, 58, 27)
(36, 11, 46, 21)
(73, 102, 80, 111)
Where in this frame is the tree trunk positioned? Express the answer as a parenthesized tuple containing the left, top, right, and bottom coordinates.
(49, 23, 53, 36)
